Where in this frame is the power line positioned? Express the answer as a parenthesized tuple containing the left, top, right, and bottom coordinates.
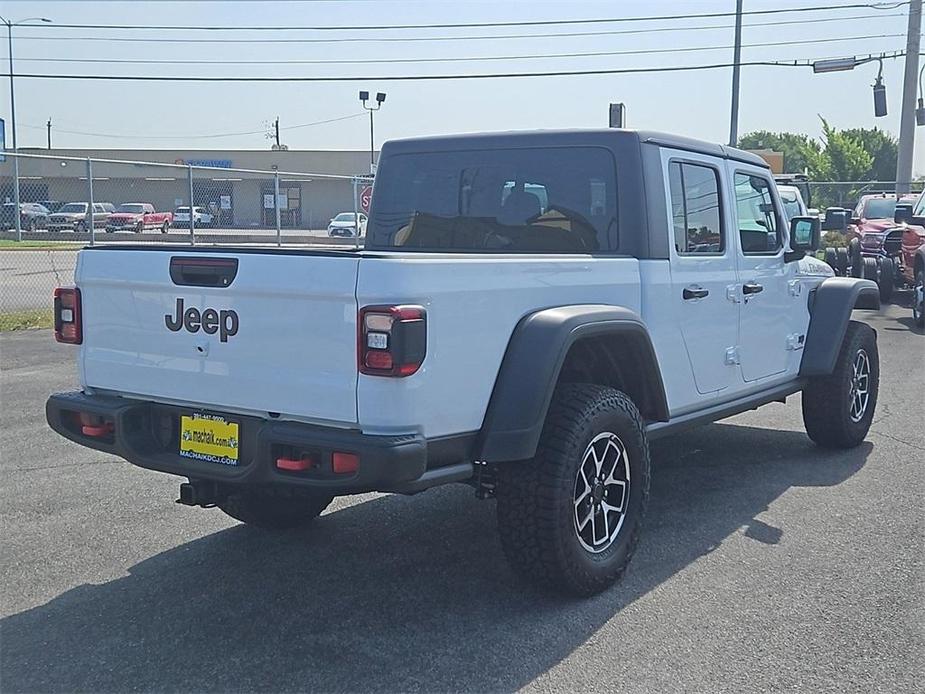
(9, 34, 906, 66)
(19, 113, 366, 140)
(8, 12, 908, 45)
(2, 60, 857, 83)
(29, 2, 908, 31)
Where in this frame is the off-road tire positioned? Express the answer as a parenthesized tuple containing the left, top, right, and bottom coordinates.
(862, 256, 879, 282)
(823, 247, 838, 271)
(802, 321, 878, 449)
(913, 268, 925, 328)
(848, 238, 863, 277)
(836, 247, 849, 276)
(218, 490, 333, 530)
(495, 383, 650, 597)
(877, 256, 893, 303)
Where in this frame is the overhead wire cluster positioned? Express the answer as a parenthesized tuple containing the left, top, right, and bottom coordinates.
(7, 1, 913, 141)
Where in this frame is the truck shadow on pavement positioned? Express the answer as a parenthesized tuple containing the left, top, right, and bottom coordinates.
(1, 423, 871, 693)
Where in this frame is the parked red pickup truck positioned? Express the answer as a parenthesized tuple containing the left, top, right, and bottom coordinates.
(106, 203, 172, 233)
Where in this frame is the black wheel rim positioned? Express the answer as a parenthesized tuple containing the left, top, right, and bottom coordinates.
(573, 432, 630, 553)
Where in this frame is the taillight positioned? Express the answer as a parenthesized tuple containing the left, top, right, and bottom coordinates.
(54, 287, 82, 344)
(358, 305, 426, 377)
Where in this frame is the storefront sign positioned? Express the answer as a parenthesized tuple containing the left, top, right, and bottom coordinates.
(220, 195, 232, 210)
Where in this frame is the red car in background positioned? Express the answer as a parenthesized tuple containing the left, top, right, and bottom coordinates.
(106, 203, 173, 234)
(846, 193, 919, 243)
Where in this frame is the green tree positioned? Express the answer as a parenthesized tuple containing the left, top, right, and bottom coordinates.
(804, 118, 873, 182)
(737, 130, 820, 173)
(841, 127, 897, 181)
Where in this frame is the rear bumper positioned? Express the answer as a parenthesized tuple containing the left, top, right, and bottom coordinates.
(46, 391, 445, 494)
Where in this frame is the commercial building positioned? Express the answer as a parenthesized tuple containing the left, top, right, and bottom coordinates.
(1, 148, 374, 229)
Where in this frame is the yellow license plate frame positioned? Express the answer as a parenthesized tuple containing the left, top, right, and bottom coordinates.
(179, 413, 240, 466)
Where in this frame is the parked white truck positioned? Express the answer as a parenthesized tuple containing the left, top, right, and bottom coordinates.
(47, 130, 881, 596)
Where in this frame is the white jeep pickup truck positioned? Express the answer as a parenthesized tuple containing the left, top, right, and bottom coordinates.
(47, 130, 881, 596)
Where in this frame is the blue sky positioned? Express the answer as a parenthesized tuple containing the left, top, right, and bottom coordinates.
(3, 0, 923, 173)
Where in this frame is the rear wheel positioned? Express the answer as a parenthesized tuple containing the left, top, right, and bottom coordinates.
(848, 238, 863, 277)
(161, 220, 170, 234)
(802, 321, 878, 449)
(876, 256, 894, 303)
(836, 247, 849, 276)
(823, 247, 838, 271)
(75, 221, 86, 233)
(218, 489, 333, 530)
(136, 221, 145, 234)
(496, 383, 650, 596)
(863, 256, 879, 282)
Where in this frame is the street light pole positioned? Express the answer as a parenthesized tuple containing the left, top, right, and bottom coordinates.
(1, 16, 52, 241)
(895, 0, 922, 194)
(359, 91, 386, 174)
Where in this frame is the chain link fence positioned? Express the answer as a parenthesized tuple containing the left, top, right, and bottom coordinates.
(806, 180, 924, 212)
(1, 152, 373, 326)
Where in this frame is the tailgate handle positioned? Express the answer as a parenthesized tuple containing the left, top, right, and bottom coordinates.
(169, 257, 238, 288)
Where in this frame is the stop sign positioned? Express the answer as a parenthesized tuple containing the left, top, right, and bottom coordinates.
(360, 186, 373, 213)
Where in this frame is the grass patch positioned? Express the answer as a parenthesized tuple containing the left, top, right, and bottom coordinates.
(0, 309, 54, 332)
(0, 239, 82, 250)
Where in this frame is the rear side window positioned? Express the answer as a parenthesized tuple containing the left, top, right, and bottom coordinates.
(668, 161, 724, 255)
(734, 173, 782, 254)
(367, 147, 617, 252)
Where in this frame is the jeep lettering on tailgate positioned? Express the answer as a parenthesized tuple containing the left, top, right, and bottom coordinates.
(165, 298, 238, 342)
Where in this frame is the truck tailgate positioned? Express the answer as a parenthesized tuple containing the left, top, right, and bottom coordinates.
(77, 248, 360, 425)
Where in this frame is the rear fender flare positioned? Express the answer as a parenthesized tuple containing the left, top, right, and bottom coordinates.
(476, 305, 668, 463)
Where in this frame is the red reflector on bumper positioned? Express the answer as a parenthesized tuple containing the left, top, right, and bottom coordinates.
(276, 457, 314, 472)
(81, 423, 113, 438)
(332, 452, 359, 474)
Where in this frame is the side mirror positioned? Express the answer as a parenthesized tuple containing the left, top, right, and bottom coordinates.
(789, 215, 820, 253)
(894, 203, 913, 225)
(850, 216, 862, 226)
(822, 207, 849, 232)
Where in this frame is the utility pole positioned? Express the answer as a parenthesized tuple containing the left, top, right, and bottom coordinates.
(46, 117, 51, 149)
(728, 0, 744, 147)
(895, 0, 922, 194)
(274, 116, 280, 148)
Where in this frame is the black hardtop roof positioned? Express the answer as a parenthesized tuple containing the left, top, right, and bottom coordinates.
(381, 128, 768, 168)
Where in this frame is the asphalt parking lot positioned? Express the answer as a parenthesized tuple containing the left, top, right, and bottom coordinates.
(1, 305, 922, 693)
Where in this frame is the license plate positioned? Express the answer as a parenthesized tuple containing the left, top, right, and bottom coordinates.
(179, 413, 239, 466)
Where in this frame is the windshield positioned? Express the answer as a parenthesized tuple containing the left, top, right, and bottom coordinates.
(366, 146, 617, 252)
(175, 207, 190, 214)
(117, 204, 146, 214)
(58, 203, 87, 213)
(863, 198, 900, 219)
(333, 213, 357, 221)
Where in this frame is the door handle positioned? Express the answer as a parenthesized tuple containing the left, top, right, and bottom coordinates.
(683, 286, 710, 300)
(742, 282, 764, 295)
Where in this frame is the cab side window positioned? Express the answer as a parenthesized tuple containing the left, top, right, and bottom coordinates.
(734, 173, 782, 254)
(668, 161, 724, 255)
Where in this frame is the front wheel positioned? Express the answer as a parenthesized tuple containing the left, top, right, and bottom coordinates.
(496, 383, 650, 596)
(836, 247, 849, 277)
(75, 221, 86, 233)
(802, 321, 879, 449)
(136, 222, 145, 234)
(848, 238, 863, 278)
(913, 268, 925, 328)
(218, 489, 333, 530)
(161, 221, 170, 234)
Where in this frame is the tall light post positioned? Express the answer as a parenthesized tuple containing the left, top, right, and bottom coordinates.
(359, 91, 386, 174)
(1, 15, 52, 241)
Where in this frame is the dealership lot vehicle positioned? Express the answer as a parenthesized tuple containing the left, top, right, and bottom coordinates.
(0, 202, 49, 232)
(106, 203, 173, 234)
(327, 211, 367, 237)
(825, 191, 925, 302)
(172, 206, 213, 228)
(46, 202, 112, 232)
(46, 130, 880, 596)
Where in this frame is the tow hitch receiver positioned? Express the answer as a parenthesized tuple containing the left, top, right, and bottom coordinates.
(177, 481, 220, 508)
